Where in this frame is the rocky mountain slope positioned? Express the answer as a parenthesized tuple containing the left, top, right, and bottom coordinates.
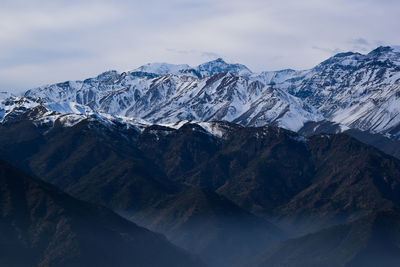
(0, 158, 204, 267)
(133, 187, 283, 267)
(0, 106, 283, 267)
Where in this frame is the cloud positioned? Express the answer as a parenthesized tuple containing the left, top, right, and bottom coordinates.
(0, 2, 124, 44)
(0, 0, 400, 92)
(201, 52, 222, 60)
(312, 46, 342, 55)
(165, 49, 222, 61)
(353, 38, 369, 46)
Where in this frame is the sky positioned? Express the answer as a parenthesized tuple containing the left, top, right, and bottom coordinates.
(0, 0, 399, 92)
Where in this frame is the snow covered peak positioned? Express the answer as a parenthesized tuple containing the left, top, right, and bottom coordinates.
(196, 58, 252, 77)
(134, 63, 191, 75)
(365, 46, 400, 65)
(315, 46, 400, 70)
(284, 46, 400, 139)
(317, 51, 363, 68)
(368, 46, 393, 55)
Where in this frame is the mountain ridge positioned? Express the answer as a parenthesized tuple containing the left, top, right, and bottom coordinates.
(0, 45, 394, 139)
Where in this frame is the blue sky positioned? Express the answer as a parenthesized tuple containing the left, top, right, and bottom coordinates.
(0, 0, 399, 92)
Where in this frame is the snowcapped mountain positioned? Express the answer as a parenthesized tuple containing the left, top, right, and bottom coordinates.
(0, 96, 147, 134)
(22, 58, 320, 131)
(281, 46, 400, 139)
(4, 46, 399, 139)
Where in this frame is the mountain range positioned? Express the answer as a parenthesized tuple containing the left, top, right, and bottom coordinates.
(0, 46, 400, 266)
(9, 46, 395, 138)
(0, 46, 396, 161)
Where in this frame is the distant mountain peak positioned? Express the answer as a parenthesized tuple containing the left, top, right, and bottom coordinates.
(208, 57, 227, 64)
(196, 58, 252, 77)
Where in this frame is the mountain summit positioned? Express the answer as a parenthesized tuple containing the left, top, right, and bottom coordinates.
(196, 58, 252, 77)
